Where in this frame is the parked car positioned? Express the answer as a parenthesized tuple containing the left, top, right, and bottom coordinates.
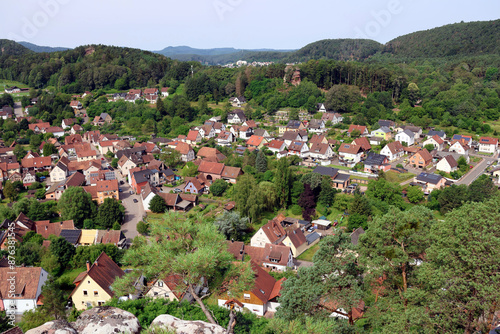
(120, 180, 124, 185)
(133, 199, 138, 203)
(173, 188, 182, 193)
(118, 188, 122, 192)
(130, 190, 134, 194)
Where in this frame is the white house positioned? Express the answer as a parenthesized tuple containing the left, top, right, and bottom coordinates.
(380, 141, 405, 161)
(287, 141, 309, 158)
(308, 143, 334, 160)
(317, 103, 327, 112)
(267, 140, 286, 154)
(395, 129, 415, 146)
(227, 110, 246, 124)
(307, 119, 326, 134)
(338, 143, 363, 163)
(423, 135, 444, 151)
(449, 140, 469, 155)
(478, 137, 498, 154)
(0, 267, 49, 315)
(436, 155, 458, 174)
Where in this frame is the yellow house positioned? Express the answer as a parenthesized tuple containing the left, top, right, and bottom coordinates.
(79, 229, 98, 245)
(70, 252, 125, 310)
(370, 127, 392, 140)
(96, 179, 119, 205)
(282, 228, 308, 257)
(145, 275, 187, 302)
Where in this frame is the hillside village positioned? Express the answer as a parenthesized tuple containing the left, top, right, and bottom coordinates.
(1, 82, 499, 333)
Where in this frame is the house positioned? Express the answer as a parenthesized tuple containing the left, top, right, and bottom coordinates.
(145, 274, 196, 302)
(129, 89, 142, 98)
(227, 110, 247, 124)
(96, 179, 119, 204)
(0, 213, 36, 249)
(124, 94, 140, 103)
(0, 267, 49, 314)
(22, 171, 37, 187)
(230, 125, 253, 140)
(21, 156, 52, 173)
(282, 228, 309, 257)
(70, 100, 82, 109)
(312, 166, 350, 189)
(184, 177, 206, 195)
(197, 160, 224, 182)
(29, 122, 50, 133)
(242, 120, 257, 128)
(338, 143, 363, 163)
(244, 243, 294, 272)
(145, 95, 158, 105)
(216, 131, 234, 146)
(436, 155, 458, 173)
(363, 153, 390, 173)
(347, 125, 368, 136)
(448, 140, 468, 155)
(70, 252, 125, 310)
(250, 215, 287, 248)
(451, 134, 473, 146)
(161, 87, 170, 97)
(174, 142, 195, 162)
(370, 126, 392, 140)
(309, 134, 328, 145)
(317, 103, 327, 113)
(352, 137, 371, 152)
(198, 124, 216, 139)
(221, 166, 243, 184)
(281, 131, 302, 147)
(92, 113, 112, 126)
(130, 168, 160, 194)
(478, 137, 498, 154)
(186, 130, 202, 145)
(308, 143, 334, 160)
(267, 140, 286, 154)
(62, 118, 77, 129)
(50, 161, 69, 183)
(380, 141, 405, 161)
(44, 126, 65, 137)
(246, 135, 267, 149)
(413, 173, 446, 192)
(378, 119, 395, 129)
(287, 141, 309, 158)
(423, 135, 444, 151)
(395, 129, 415, 146)
(218, 261, 285, 316)
(426, 130, 446, 140)
(229, 96, 247, 107)
(398, 125, 422, 139)
(197, 147, 226, 163)
(286, 120, 306, 132)
(409, 149, 433, 169)
(321, 112, 343, 125)
(65, 134, 83, 145)
(307, 119, 326, 134)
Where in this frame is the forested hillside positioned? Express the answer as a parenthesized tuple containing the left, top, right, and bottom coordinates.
(19, 41, 70, 53)
(0, 39, 32, 56)
(385, 19, 500, 58)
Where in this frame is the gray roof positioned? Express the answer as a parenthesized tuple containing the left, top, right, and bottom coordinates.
(287, 120, 303, 129)
(427, 130, 446, 138)
(364, 153, 387, 166)
(133, 169, 158, 184)
(313, 166, 339, 177)
(333, 173, 350, 183)
(402, 129, 415, 138)
(416, 172, 443, 184)
(59, 229, 82, 245)
(350, 227, 365, 245)
(378, 120, 394, 128)
(306, 232, 321, 245)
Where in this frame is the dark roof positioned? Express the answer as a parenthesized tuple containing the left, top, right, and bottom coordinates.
(364, 153, 387, 166)
(350, 227, 365, 245)
(378, 119, 395, 128)
(313, 166, 339, 178)
(416, 172, 443, 185)
(427, 130, 446, 138)
(59, 229, 82, 245)
(1, 326, 24, 334)
(333, 173, 350, 183)
(287, 120, 303, 129)
(306, 232, 321, 245)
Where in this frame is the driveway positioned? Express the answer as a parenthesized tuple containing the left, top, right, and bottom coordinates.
(116, 173, 145, 246)
(456, 154, 496, 186)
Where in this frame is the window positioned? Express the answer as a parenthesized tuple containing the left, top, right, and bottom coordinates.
(83, 290, 88, 296)
(158, 281, 163, 287)
(165, 293, 169, 297)
(88, 280, 90, 284)
(154, 292, 158, 296)
(244, 294, 250, 299)
(94, 291, 99, 297)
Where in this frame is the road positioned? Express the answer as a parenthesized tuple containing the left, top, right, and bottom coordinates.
(116, 172, 145, 246)
(455, 154, 496, 185)
(13, 101, 24, 118)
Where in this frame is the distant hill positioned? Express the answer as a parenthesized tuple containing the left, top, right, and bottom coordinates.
(19, 41, 71, 53)
(384, 19, 500, 58)
(0, 39, 32, 56)
(285, 39, 383, 62)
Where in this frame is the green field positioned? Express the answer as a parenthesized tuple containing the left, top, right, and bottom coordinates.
(384, 171, 416, 183)
(297, 244, 320, 261)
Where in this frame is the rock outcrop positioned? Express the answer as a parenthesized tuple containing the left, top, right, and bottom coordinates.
(71, 306, 141, 334)
(151, 314, 225, 334)
(25, 320, 77, 334)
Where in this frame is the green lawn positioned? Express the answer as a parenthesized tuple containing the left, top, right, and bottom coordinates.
(384, 171, 415, 183)
(328, 164, 352, 171)
(57, 266, 86, 286)
(297, 244, 320, 262)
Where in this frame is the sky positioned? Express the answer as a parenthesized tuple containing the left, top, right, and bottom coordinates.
(1, 0, 499, 51)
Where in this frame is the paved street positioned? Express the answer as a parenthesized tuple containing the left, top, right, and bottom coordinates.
(456, 154, 497, 185)
(13, 101, 24, 118)
(116, 173, 145, 246)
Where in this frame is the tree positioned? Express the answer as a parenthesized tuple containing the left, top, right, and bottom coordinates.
(325, 85, 362, 113)
(13, 144, 27, 160)
(255, 150, 267, 174)
(209, 179, 228, 197)
(277, 233, 364, 325)
(424, 197, 500, 333)
(3, 181, 17, 202)
(214, 211, 248, 241)
(347, 213, 367, 231)
(95, 198, 124, 229)
(58, 187, 96, 228)
(149, 195, 167, 213)
(275, 158, 292, 208)
(406, 186, 424, 203)
(423, 144, 435, 152)
(318, 178, 336, 207)
(111, 158, 119, 169)
(468, 174, 497, 203)
(288, 109, 299, 121)
(437, 184, 468, 214)
(42, 143, 56, 156)
(136, 221, 149, 235)
(160, 148, 182, 168)
(298, 184, 316, 221)
(29, 134, 42, 151)
(49, 237, 75, 270)
(180, 161, 198, 177)
(349, 191, 371, 217)
(40, 277, 66, 319)
(233, 174, 262, 223)
(113, 212, 253, 325)
(358, 206, 435, 332)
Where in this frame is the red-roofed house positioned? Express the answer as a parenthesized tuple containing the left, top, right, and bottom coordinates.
(0, 267, 49, 314)
(197, 160, 225, 182)
(246, 135, 267, 149)
(250, 214, 287, 247)
(186, 130, 202, 144)
(174, 142, 195, 162)
(478, 136, 499, 154)
(21, 156, 52, 173)
(267, 139, 286, 154)
(423, 135, 444, 151)
(409, 149, 433, 169)
(70, 252, 125, 310)
(347, 124, 368, 136)
(96, 179, 119, 204)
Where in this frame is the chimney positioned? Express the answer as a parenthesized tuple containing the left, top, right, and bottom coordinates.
(86, 261, 90, 271)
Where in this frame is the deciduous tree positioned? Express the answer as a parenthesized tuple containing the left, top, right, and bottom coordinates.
(58, 187, 96, 228)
